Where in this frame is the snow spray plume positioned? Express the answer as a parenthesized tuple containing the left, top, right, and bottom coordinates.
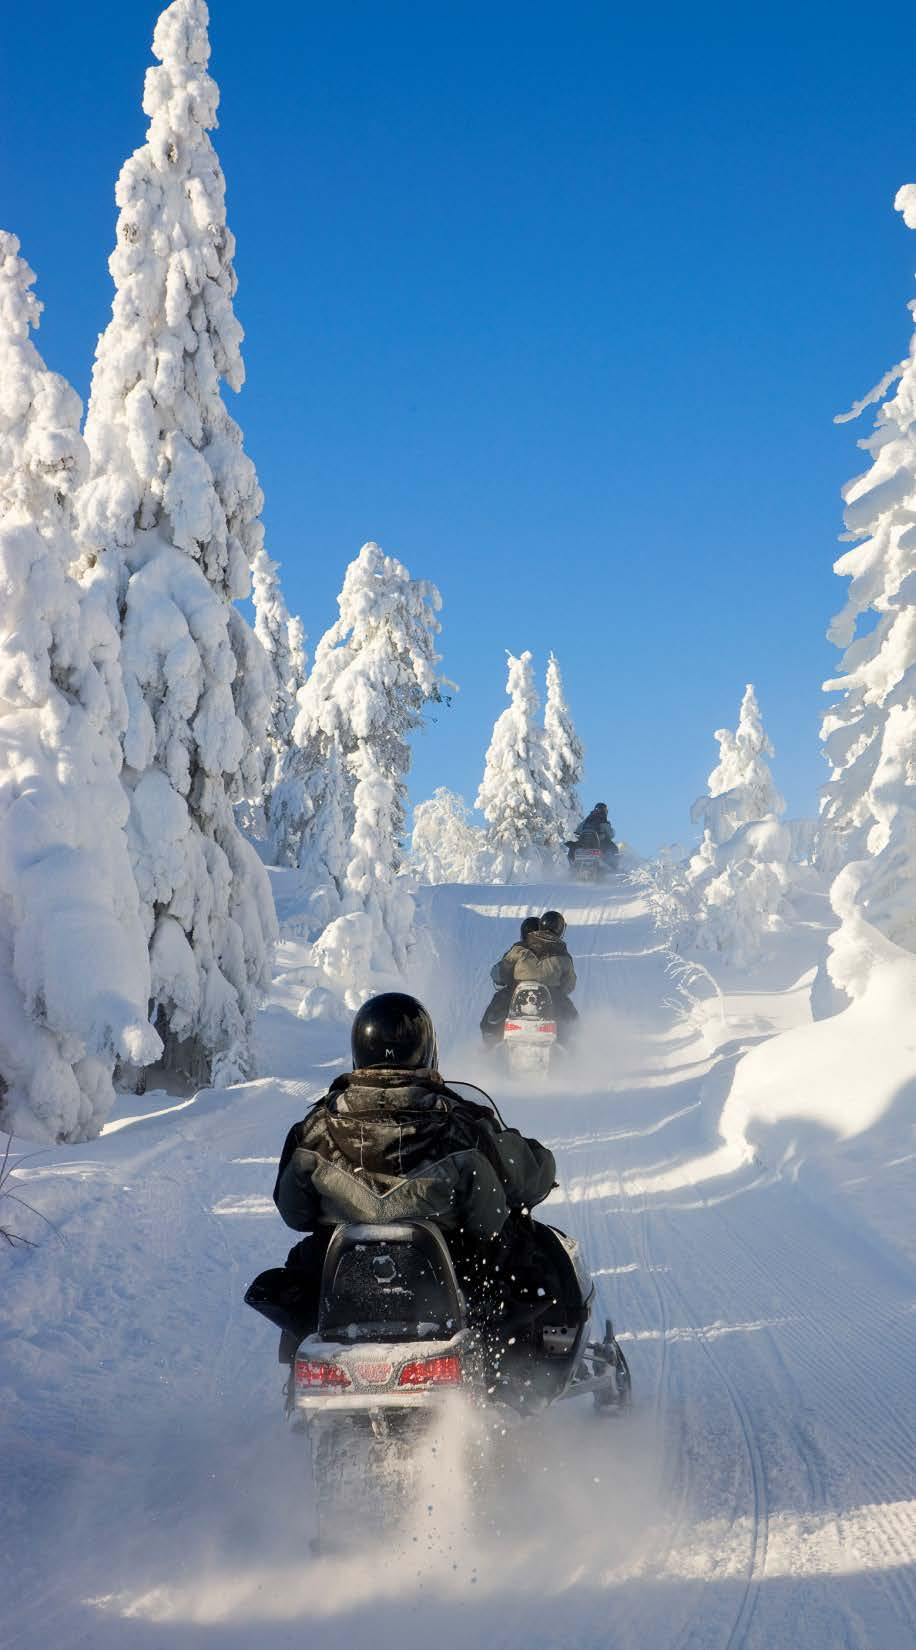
(79, 1395, 664, 1650)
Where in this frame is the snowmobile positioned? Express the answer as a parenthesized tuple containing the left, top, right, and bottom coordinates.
(502, 981, 559, 1076)
(281, 1217, 631, 1548)
(566, 828, 620, 882)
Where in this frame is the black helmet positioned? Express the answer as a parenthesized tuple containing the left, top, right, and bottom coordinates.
(351, 992, 438, 1072)
(594, 802, 609, 818)
(541, 910, 567, 939)
(520, 916, 540, 940)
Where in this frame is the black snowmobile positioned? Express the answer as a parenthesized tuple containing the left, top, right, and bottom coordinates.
(247, 1217, 631, 1548)
(567, 827, 620, 882)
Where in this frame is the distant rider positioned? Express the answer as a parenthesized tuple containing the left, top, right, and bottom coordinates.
(571, 801, 619, 864)
(480, 914, 541, 1044)
(252, 992, 558, 1358)
(513, 909, 579, 1043)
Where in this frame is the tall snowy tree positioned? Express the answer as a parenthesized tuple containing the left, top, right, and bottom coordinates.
(476, 651, 556, 876)
(294, 541, 446, 982)
(251, 547, 306, 856)
(687, 684, 790, 965)
(543, 652, 583, 842)
(691, 684, 785, 845)
(0, 233, 160, 1142)
(819, 186, 916, 990)
(76, 0, 277, 1085)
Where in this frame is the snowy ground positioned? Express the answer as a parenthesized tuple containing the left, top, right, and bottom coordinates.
(2, 872, 915, 1649)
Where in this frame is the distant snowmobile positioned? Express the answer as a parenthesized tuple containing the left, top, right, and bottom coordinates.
(255, 1219, 630, 1549)
(567, 803, 621, 881)
(481, 913, 577, 1056)
(567, 826, 619, 882)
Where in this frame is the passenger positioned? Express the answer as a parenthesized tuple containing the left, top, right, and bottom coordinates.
(479, 915, 541, 1044)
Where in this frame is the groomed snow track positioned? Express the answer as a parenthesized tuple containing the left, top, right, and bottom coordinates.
(2, 873, 916, 1649)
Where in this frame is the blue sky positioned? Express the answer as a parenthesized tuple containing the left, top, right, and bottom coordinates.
(3, 0, 915, 850)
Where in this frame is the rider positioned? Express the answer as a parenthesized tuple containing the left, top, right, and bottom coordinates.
(480, 914, 541, 1044)
(572, 801, 618, 862)
(513, 909, 579, 1041)
(258, 992, 558, 1357)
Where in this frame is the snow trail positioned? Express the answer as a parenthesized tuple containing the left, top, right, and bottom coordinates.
(2, 872, 916, 1648)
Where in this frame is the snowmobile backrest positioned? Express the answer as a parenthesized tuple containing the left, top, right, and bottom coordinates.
(575, 829, 601, 851)
(318, 1221, 463, 1343)
(508, 982, 553, 1019)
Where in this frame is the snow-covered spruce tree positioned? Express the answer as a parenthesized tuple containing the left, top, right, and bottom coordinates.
(294, 542, 446, 1003)
(410, 788, 491, 885)
(0, 233, 160, 1142)
(691, 685, 785, 845)
(251, 547, 306, 856)
(819, 186, 916, 992)
(476, 651, 557, 878)
(687, 685, 790, 967)
(275, 730, 350, 935)
(543, 652, 583, 843)
(77, 0, 277, 1085)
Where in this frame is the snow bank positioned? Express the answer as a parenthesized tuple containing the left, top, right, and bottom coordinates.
(718, 918, 916, 1166)
(642, 910, 916, 1220)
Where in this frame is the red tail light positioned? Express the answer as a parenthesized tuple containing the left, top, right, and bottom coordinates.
(505, 1021, 522, 1032)
(295, 1358, 351, 1388)
(397, 1354, 462, 1388)
(538, 1022, 557, 1034)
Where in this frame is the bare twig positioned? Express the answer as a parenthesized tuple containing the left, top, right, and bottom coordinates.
(0, 1132, 63, 1248)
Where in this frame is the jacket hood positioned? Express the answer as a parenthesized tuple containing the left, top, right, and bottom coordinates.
(273, 1070, 558, 1238)
(330, 1069, 445, 1110)
(303, 1069, 488, 1192)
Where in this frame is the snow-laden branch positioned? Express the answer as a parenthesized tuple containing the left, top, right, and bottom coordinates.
(834, 359, 908, 426)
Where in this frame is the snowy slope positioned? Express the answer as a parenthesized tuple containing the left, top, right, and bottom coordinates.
(2, 872, 915, 1649)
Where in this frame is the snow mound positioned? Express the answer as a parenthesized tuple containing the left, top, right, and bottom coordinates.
(720, 928, 916, 1158)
